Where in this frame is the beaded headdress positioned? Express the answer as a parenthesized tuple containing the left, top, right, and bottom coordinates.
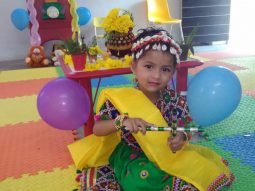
(131, 28, 182, 64)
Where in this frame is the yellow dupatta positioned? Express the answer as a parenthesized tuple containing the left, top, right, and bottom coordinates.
(68, 87, 232, 191)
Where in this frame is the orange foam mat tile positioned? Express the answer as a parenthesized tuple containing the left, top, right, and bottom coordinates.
(0, 95, 40, 127)
(0, 165, 77, 191)
(0, 78, 55, 99)
(0, 120, 75, 181)
(243, 90, 255, 97)
(0, 67, 58, 83)
(196, 51, 253, 60)
(188, 60, 245, 75)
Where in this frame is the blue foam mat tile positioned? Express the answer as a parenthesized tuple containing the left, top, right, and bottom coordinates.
(91, 75, 133, 87)
(214, 132, 255, 172)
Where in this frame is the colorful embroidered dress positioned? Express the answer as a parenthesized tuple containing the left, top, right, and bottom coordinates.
(71, 87, 234, 191)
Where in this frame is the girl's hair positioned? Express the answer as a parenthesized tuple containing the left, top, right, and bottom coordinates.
(131, 27, 182, 66)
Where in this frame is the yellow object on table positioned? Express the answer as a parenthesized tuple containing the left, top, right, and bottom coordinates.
(64, 54, 72, 65)
(63, 53, 132, 72)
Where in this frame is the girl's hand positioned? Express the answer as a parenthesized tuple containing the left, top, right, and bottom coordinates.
(122, 117, 153, 135)
(168, 132, 186, 152)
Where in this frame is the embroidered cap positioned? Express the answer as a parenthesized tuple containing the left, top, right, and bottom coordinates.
(131, 28, 182, 64)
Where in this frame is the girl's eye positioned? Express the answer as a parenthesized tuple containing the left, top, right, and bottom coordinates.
(145, 65, 152, 69)
(162, 67, 172, 72)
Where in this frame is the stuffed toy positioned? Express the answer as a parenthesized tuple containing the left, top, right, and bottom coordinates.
(51, 49, 64, 66)
(50, 44, 65, 66)
(25, 46, 50, 67)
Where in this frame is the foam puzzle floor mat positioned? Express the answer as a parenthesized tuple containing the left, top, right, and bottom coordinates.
(0, 49, 254, 190)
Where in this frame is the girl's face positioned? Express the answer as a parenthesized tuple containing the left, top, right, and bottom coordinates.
(131, 50, 175, 95)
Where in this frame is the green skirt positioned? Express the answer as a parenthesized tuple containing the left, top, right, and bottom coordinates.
(109, 141, 194, 191)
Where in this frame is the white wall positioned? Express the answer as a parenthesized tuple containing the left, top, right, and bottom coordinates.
(229, 0, 255, 52)
(0, 0, 181, 62)
(0, 0, 30, 61)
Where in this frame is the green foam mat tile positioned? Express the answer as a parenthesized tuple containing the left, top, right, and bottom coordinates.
(219, 56, 255, 70)
(123, 73, 135, 81)
(234, 70, 255, 91)
(203, 95, 255, 139)
(196, 140, 255, 190)
(55, 66, 65, 77)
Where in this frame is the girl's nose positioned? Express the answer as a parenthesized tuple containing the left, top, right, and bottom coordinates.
(151, 70, 161, 79)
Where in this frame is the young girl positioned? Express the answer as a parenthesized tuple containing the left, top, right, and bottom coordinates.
(70, 27, 234, 191)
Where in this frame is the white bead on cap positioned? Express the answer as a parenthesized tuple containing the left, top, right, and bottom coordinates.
(131, 30, 182, 63)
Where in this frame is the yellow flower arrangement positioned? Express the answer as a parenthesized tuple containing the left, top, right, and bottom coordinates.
(88, 45, 103, 56)
(64, 51, 133, 72)
(102, 8, 134, 37)
(102, 8, 135, 58)
(85, 55, 133, 71)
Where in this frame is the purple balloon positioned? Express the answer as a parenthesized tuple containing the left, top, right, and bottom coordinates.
(37, 78, 91, 130)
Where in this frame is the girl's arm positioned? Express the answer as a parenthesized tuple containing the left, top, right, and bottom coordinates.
(93, 99, 121, 136)
(93, 119, 117, 136)
(93, 117, 152, 136)
(92, 99, 155, 136)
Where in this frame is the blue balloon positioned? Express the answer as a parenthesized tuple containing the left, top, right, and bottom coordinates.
(187, 66, 241, 127)
(76, 7, 91, 26)
(11, 8, 29, 31)
(187, 75, 193, 86)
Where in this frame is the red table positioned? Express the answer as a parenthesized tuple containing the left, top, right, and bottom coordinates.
(176, 60, 203, 95)
(59, 56, 203, 136)
(59, 56, 132, 136)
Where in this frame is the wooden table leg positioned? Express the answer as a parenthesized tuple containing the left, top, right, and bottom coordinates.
(176, 67, 188, 95)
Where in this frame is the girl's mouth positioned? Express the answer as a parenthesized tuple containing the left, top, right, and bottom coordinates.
(148, 82, 160, 86)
